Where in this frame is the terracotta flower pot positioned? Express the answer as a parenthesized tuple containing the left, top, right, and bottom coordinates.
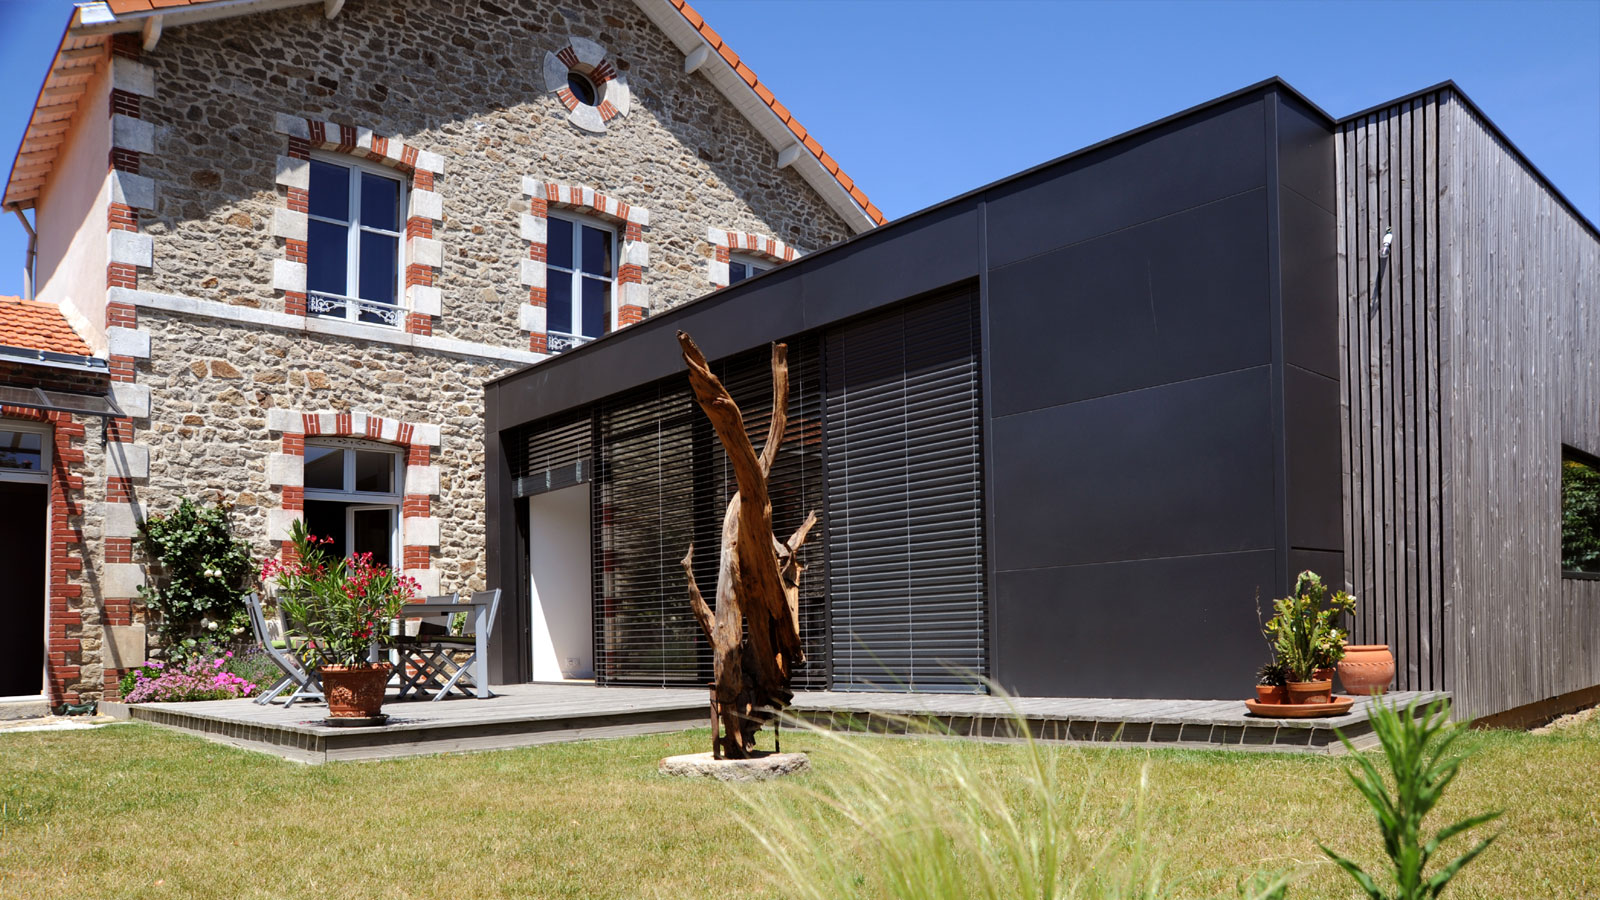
(1255, 684, 1287, 705)
(1285, 679, 1333, 705)
(1338, 644, 1395, 696)
(320, 664, 392, 718)
(1314, 667, 1337, 683)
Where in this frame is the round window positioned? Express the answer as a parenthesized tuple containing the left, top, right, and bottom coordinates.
(567, 71, 598, 107)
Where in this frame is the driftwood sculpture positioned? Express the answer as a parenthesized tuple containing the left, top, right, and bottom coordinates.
(678, 331, 818, 759)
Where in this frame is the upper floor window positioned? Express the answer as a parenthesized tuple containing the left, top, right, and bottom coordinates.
(728, 253, 773, 285)
(306, 154, 405, 328)
(546, 213, 614, 350)
(1562, 447, 1600, 579)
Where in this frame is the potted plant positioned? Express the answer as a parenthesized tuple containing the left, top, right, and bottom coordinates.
(1264, 570, 1355, 705)
(262, 520, 418, 719)
(1255, 661, 1289, 704)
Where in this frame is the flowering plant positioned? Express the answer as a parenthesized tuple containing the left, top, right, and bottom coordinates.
(262, 519, 419, 668)
(123, 652, 258, 703)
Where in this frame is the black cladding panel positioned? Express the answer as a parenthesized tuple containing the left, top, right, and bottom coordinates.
(1276, 93, 1338, 214)
(1284, 364, 1344, 552)
(993, 550, 1278, 699)
(1279, 189, 1340, 380)
(986, 188, 1272, 418)
(985, 97, 1267, 268)
(989, 366, 1277, 572)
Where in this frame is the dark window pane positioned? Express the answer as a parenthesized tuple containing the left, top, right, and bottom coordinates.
(728, 261, 749, 284)
(305, 501, 347, 560)
(547, 217, 573, 270)
(581, 224, 611, 276)
(581, 275, 609, 338)
(547, 269, 573, 334)
(358, 231, 398, 306)
(304, 446, 345, 491)
(307, 219, 348, 295)
(567, 72, 597, 106)
(360, 172, 401, 232)
(0, 430, 42, 471)
(354, 450, 395, 493)
(1562, 453, 1600, 574)
(309, 160, 349, 221)
(351, 507, 394, 569)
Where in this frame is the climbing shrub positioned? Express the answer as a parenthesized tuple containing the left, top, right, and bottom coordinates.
(136, 497, 256, 656)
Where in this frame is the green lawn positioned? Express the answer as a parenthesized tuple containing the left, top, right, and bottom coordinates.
(0, 715, 1596, 899)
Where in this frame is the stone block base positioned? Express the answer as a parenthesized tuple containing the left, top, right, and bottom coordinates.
(658, 751, 810, 782)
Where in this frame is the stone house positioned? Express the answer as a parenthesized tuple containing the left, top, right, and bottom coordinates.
(0, 0, 879, 705)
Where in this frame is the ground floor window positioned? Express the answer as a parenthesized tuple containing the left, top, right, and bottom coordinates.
(1561, 447, 1600, 578)
(303, 438, 403, 569)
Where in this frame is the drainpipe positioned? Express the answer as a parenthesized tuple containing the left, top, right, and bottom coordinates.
(12, 207, 37, 300)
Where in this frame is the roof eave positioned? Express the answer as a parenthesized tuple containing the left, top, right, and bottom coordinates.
(632, 0, 881, 233)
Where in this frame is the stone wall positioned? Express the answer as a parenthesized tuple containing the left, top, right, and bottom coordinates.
(136, 0, 852, 348)
(131, 308, 520, 594)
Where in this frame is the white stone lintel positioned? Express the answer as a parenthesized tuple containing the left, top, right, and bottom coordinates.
(274, 155, 310, 190)
(107, 231, 153, 268)
(406, 284, 442, 317)
(111, 383, 150, 418)
(411, 423, 442, 447)
(265, 408, 304, 434)
(110, 57, 156, 98)
(404, 465, 440, 495)
(104, 563, 146, 598)
(407, 237, 443, 268)
(626, 204, 650, 226)
(103, 502, 145, 538)
(518, 259, 545, 288)
(106, 326, 150, 359)
(413, 150, 444, 174)
(266, 453, 303, 487)
(271, 208, 308, 241)
(273, 112, 310, 138)
(518, 304, 546, 334)
(405, 568, 440, 596)
(408, 188, 441, 221)
(107, 442, 149, 479)
(109, 170, 157, 211)
(266, 509, 303, 543)
(110, 114, 155, 154)
(519, 213, 546, 244)
(404, 516, 441, 547)
(272, 259, 307, 292)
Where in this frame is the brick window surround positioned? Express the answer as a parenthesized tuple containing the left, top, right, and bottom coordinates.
(543, 36, 633, 134)
(265, 410, 445, 596)
(518, 179, 650, 354)
(271, 114, 445, 336)
(705, 229, 802, 288)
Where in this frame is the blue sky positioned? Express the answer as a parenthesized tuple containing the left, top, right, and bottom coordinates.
(0, 0, 1596, 298)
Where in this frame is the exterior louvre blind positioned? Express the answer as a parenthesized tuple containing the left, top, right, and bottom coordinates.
(825, 290, 986, 692)
(590, 338, 826, 688)
(510, 410, 592, 499)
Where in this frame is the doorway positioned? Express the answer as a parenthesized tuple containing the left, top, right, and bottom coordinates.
(528, 483, 592, 681)
(0, 423, 49, 698)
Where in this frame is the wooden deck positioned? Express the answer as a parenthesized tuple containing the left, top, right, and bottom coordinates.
(104, 685, 1448, 763)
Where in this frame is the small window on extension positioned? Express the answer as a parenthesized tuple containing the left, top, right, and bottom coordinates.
(1561, 447, 1600, 578)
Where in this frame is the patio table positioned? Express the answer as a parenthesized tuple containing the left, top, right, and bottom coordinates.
(392, 598, 494, 700)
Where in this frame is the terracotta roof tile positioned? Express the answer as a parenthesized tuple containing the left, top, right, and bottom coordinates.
(673, 0, 884, 225)
(0, 297, 93, 357)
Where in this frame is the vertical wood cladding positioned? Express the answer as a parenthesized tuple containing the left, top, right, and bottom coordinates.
(1339, 89, 1600, 717)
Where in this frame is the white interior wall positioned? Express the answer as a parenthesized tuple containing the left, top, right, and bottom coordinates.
(528, 484, 592, 680)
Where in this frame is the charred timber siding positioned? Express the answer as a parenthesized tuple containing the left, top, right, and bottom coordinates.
(1338, 88, 1600, 719)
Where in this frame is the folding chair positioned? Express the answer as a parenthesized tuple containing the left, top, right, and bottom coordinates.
(245, 592, 323, 707)
(398, 589, 501, 701)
